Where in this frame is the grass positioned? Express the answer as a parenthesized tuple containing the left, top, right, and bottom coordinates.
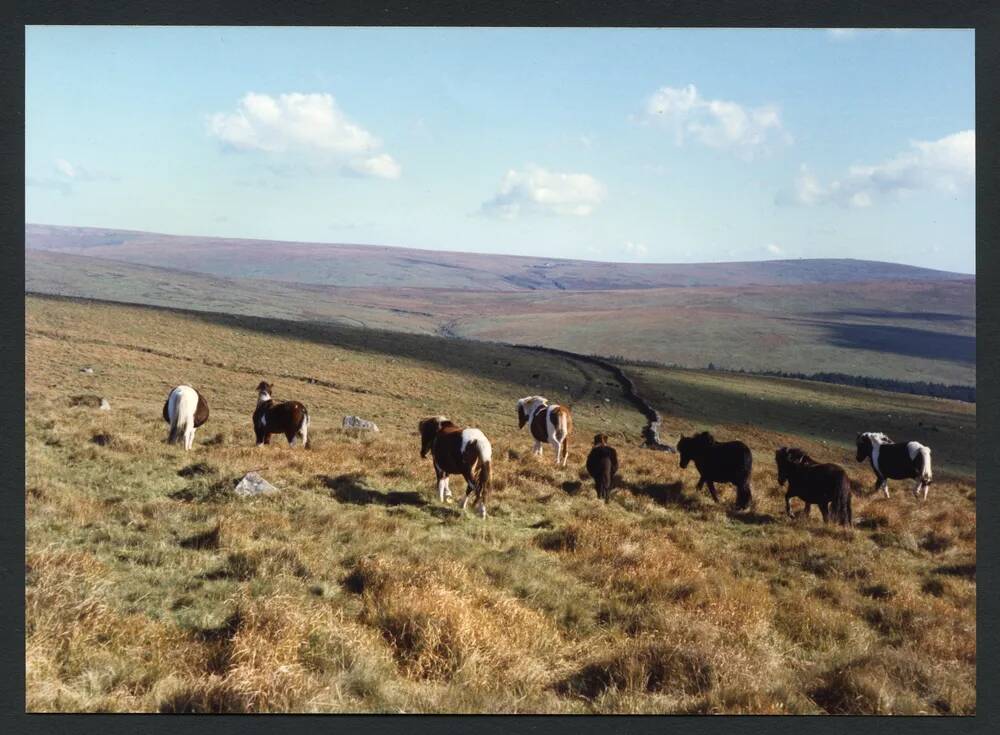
(25, 295, 976, 713)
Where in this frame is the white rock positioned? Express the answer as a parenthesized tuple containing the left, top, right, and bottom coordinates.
(80, 367, 94, 374)
(234, 472, 278, 497)
(342, 415, 380, 432)
(99, 398, 111, 411)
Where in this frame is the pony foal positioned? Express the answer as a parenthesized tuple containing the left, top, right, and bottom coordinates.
(586, 433, 619, 502)
(418, 416, 493, 518)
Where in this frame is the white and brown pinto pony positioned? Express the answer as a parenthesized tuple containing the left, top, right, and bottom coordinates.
(418, 416, 493, 518)
(517, 396, 573, 467)
(253, 381, 310, 447)
(162, 385, 209, 450)
(856, 431, 933, 499)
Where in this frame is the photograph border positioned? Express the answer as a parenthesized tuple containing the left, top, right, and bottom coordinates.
(5, 1, 996, 732)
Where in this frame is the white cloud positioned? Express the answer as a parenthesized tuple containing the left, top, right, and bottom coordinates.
(765, 243, 783, 255)
(623, 241, 649, 259)
(780, 130, 974, 208)
(345, 153, 402, 180)
(27, 158, 115, 195)
(826, 28, 913, 40)
(207, 92, 399, 179)
(481, 165, 606, 218)
(641, 84, 790, 159)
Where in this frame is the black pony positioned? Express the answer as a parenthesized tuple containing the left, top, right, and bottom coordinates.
(677, 431, 753, 509)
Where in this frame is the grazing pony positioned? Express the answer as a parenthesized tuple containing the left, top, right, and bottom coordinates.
(418, 416, 493, 518)
(586, 433, 619, 503)
(162, 385, 209, 451)
(253, 381, 310, 447)
(677, 431, 753, 509)
(856, 432, 933, 499)
(775, 447, 853, 527)
(517, 396, 573, 467)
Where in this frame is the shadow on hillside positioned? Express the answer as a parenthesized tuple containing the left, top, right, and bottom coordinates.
(624, 480, 698, 509)
(726, 509, 776, 525)
(318, 473, 428, 507)
(798, 319, 975, 365)
(101, 299, 588, 398)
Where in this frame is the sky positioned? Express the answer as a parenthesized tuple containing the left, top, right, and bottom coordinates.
(25, 26, 975, 273)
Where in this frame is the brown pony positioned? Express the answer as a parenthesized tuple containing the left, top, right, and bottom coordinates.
(418, 416, 493, 518)
(253, 381, 310, 447)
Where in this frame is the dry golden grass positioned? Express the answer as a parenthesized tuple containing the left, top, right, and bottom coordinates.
(25, 295, 976, 713)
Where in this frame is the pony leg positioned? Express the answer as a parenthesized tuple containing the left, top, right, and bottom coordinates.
(550, 439, 562, 465)
(923, 482, 930, 500)
(184, 426, 195, 451)
(533, 440, 543, 456)
(435, 467, 452, 503)
(460, 465, 478, 510)
(785, 492, 794, 518)
(705, 480, 720, 503)
(820, 503, 829, 523)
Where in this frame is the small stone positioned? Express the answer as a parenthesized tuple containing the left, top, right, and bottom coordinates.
(342, 415, 380, 432)
(234, 472, 278, 497)
(80, 367, 94, 374)
(99, 398, 111, 411)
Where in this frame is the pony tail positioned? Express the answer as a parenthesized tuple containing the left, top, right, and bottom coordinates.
(478, 460, 491, 507)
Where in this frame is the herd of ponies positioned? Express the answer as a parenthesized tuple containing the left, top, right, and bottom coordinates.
(162, 381, 935, 522)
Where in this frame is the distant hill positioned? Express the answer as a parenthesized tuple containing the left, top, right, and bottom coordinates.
(26, 248, 976, 388)
(25, 223, 973, 292)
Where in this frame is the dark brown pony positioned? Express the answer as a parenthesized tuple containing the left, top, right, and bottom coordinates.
(586, 433, 619, 502)
(253, 381, 310, 447)
(775, 447, 852, 527)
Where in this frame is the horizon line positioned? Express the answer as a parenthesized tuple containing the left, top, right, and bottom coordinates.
(24, 221, 976, 276)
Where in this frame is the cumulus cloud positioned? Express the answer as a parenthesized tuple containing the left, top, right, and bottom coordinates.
(765, 243, 783, 255)
(641, 84, 790, 159)
(207, 92, 399, 179)
(481, 165, 606, 218)
(779, 129, 974, 208)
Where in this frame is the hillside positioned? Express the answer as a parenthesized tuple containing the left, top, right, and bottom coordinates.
(25, 223, 973, 291)
(26, 250, 976, 387)
(26, 295, 976, 713)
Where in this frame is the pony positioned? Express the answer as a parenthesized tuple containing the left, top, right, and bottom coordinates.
(856, 432, 933, 499)
(677, 431, 753, 509)
(161, 385, 209, 451)
(775, 447, 853, 527)
(516, 395, 573, 467)
(418, 416, 493, 518)
(253, 381, 310, 447)
(586, 433, 619, 502)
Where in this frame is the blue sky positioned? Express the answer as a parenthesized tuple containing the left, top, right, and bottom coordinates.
(26, 26, 975, 272)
